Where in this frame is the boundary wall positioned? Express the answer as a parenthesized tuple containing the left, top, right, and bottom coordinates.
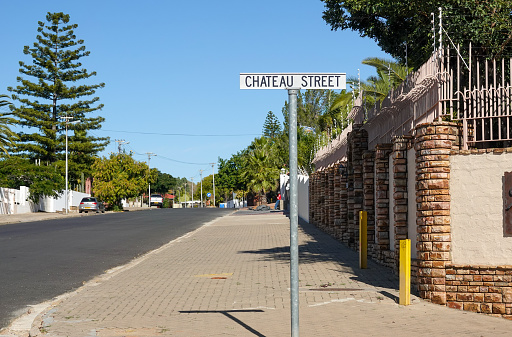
(0, 186, 90, 214)
(280, 173, 309, 223)
(309, 122, 512, 319)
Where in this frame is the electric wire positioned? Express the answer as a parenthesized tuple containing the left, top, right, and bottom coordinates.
(97, 129, 261, 137)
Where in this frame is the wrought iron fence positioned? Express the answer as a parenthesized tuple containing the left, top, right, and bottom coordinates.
(314, 47, 512, 168)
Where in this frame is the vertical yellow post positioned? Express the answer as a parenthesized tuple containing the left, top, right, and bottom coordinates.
(359, 211, 367, 269)
(399, 239, 411, 305)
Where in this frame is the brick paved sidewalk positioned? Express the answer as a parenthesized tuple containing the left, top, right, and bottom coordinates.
(7, 212, 512, 336)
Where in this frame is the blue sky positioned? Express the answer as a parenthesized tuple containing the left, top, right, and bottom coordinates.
(1, 0, 391, 180)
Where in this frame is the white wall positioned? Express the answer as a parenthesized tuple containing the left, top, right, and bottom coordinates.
(407, 148, 418, 258)
(0, 187, 16, 214)
(280, 172, 309, 223)
(226, 198, 247, 208)
(298, 175, 309, 223)
(450, 153, 512, 265)
(0, 187, 90, 213)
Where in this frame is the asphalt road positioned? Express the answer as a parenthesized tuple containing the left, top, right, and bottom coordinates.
(0, 208, 233, 330)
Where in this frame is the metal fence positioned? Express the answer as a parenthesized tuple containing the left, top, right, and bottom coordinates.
(313, 48, 512, 166)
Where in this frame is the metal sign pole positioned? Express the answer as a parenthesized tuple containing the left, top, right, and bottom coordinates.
(240, 73, 346, 337)
(288, 88, 299, 337)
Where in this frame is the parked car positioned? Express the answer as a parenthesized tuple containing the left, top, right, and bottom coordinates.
(78, 197, 105, 213)
(150, 194, 163, 208)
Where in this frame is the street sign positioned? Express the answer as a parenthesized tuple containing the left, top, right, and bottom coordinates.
(240, 73, 346, 90)
(207, 192, 211, 198)
(240, 71, 346, 337)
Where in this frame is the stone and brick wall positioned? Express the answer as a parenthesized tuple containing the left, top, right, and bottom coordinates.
(393, 136, 410, 271)
(446, 264, 512, 319)
(414, 122, 457, 304)
(309, 121, 512, 319)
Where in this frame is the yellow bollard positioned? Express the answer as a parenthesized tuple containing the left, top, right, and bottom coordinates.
(359, 211, 367, 269)
(399, 239, 411, 305)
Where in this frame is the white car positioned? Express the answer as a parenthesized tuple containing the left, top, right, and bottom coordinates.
(150, 194, 163, 208)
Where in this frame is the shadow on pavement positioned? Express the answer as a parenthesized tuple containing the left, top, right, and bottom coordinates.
(179, 310, 265, 337)
(238, 217, 400, 291)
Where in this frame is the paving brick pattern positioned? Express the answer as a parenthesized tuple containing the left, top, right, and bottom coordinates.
(26, 212, 512, 336)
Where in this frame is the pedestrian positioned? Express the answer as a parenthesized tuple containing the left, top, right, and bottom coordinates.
(275, 193, 281, 210)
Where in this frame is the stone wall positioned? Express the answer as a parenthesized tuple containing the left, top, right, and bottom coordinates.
(414, 122, 457, 304)
(309, 121, 512, 320)
(446, 264, 512, 319)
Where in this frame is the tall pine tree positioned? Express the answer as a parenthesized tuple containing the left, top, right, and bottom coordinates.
(8, 12, 108, 185)
(262, 111, 281, 139)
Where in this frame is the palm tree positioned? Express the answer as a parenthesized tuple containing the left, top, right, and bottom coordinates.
(319, 89, 353, 136)
(348, 57, 413, 107)
(314, 57, 412, 147)
(0, 94, 18, 155)
(242, 137, 280, 205)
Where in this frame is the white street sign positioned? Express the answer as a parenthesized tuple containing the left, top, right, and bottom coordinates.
(240, 73, 346, 90)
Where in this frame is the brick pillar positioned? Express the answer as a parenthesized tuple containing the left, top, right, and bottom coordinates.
(309, 172, 317, 224)
(393, 136, 411, 270)
(374, 143, 393, 264)
(363, 151, 376, 249)
(347, 125, 368, 249)
(415, 122, 458, 305)
(320, 170, 328, 230)
(313, 171, 321, 226)
(328, 166, 335, 232)
(339, 162, 349, 244)
(314, 171, 320, 225)
(333, 165, 342, 237)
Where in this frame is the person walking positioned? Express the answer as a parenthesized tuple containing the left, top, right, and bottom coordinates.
(275, 193, 281, 210)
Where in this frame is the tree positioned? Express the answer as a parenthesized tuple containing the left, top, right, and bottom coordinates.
(0, 95, 17, 155)
(0, 157, 64, 203)
(322, 0, 512, 69)
(281, 89, 334, 133)
(348, 57, 412, 108)
(8, 12, 108, 184)
(153, 171, 176, 195)
(262, 111, 281, 138)
(91, 153, 154, 210)
(217, 152, 248, 201)
(242, 137, 280, 204)
(318, 89, 352, 135)
(200, 175, 216, 205)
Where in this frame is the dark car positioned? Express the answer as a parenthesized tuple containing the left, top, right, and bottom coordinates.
(78, 197, 106, 213)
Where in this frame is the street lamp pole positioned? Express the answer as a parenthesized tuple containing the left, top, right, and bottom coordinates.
(184, 182, 187, 208)
(199, 169, 204, 208)
(210, 163, 216, 207)
(60, 116, 75, 215)
(190, 177, 194, 208)
(145, 152, 156, 207)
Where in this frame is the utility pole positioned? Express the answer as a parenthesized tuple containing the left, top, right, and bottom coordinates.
(184, 182, 187, 208)
(190, 177, 194, 208)
(210, 163, 216, 207)
(199, 169, 204, 208)
(145, 152, 156, 207)
(114, 139, 129, 153)
(60, 116, 73, 215)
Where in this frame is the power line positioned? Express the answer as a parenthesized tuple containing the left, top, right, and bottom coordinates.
(157, 155, 211, 166)
(98, 129, 261, 137)
(124, 143, 212, 166)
